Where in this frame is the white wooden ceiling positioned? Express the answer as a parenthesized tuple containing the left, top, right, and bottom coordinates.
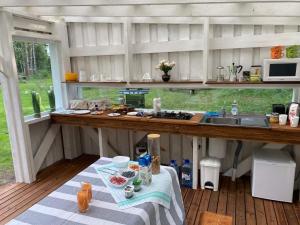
(2, 1, 300, 17)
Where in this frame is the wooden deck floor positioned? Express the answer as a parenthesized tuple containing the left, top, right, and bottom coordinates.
(0, 154, 299, 225)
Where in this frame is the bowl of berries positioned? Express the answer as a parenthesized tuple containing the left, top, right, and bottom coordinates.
(109, 175, 128, 188)
(120, 169, 137, 181)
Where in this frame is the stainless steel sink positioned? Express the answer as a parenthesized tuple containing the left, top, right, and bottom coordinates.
(203, 117, 240, 125)
(200, 116, 269, 128)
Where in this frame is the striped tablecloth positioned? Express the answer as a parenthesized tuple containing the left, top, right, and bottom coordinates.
(8, 157, 185, 225)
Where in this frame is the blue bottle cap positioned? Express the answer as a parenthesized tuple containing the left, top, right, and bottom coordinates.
(170, 159, 176, 164)
(184, 159, 190, 164)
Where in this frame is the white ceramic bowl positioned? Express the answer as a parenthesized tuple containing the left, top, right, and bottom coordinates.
(112, 156, 130, 168)
(119, 168, 137, 181)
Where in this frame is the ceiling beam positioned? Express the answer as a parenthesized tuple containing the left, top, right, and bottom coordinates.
(2, 0, 300, 7)
(5, 3, 300, 17)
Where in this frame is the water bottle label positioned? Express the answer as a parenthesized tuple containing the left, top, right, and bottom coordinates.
(182, 173, 191, 181)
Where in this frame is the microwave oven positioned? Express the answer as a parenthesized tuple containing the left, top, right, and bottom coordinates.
(263, 58, 300, 82)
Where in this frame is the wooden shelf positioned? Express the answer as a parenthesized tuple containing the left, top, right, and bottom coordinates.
(204, 80, 300, 88)
(62, 80, 300, 89)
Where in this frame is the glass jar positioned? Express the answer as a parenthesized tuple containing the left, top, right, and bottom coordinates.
(147, 134, 161, 174)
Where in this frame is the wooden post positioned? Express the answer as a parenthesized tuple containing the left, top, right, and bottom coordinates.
(192, 136, 199, 189)
(0, 11, 35, 183)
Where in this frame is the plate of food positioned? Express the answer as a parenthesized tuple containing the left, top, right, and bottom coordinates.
(108, 175, 128, 188)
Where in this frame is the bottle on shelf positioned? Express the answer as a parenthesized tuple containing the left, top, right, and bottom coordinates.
(231, 100, 238, 116)
(181, 159, 192, 188)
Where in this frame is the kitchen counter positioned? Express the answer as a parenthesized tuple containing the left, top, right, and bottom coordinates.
(51, 112, 300, 144)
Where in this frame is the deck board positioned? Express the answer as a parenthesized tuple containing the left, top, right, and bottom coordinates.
(0, 156, 299, 225)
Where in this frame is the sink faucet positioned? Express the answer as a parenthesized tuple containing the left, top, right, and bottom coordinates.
(220, 106, 226, 117)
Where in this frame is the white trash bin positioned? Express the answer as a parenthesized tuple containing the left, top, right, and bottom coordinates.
(200, 157, 221, 191)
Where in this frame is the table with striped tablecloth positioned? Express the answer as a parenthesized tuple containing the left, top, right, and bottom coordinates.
(8, 157, 185, 225)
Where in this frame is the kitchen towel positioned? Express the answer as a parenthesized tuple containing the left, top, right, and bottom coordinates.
(95, 163, 172, 209)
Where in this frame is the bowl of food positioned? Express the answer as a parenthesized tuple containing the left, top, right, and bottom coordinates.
(109, 175, 128, 188)
(112, 156, 130, 168)
(128, 163, 139, 172)
(120, 169, 137, 181)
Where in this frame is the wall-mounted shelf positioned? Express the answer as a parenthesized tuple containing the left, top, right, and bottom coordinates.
(205, 80, 300, 88)
(62, 80, 300, 89)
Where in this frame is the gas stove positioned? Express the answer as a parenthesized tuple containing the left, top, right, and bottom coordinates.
(152, 111, 193, 120)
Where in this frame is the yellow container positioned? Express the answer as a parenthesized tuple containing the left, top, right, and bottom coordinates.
(65, 72, 78, 81)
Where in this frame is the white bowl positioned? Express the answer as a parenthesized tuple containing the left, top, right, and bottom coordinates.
(112, 156, 130, 168)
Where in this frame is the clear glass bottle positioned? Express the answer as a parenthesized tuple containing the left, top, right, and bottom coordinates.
(147, 134, 161, 174)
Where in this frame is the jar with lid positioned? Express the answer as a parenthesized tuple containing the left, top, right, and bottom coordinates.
(147, 134, 161, 174)
(138, 153, 152, 186)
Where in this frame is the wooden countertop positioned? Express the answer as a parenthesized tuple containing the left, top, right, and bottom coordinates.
(51, 113, 300, 144)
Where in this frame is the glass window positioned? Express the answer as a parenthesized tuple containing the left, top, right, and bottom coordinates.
(13, 41, 53, 116)
(81, 87, 293, 114)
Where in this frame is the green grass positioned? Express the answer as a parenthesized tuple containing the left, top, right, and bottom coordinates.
(0, 78, 293, 184)
(82, 87, 293, 114)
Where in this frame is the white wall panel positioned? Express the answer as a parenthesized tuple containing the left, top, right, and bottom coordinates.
(209, 24, 300, 79)
(67, 21, 300, 82)
(69, 22, 125, 81)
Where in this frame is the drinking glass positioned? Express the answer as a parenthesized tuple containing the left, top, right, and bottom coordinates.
(77, 190, 89, 213)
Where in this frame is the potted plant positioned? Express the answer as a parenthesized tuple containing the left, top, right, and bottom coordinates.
(156, 60, 175, 82)
(31, 91, 41, 118)
(48, 86, 56, 112)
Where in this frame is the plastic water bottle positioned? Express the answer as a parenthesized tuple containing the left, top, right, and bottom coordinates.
(181, 159, 192, 188)
(231, 100, 238, 116)
(169, 160, 179, 178)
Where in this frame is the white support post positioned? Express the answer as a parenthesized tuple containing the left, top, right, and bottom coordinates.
(98, 128, 107, 157)
(0, 10, 35, 183)
(123, 18, 133, 83)
(129, 130, 135, 160)
(51, 19, 77, 104)
(192, 136, 199, 189)
(202, 17, 210, 82)
(292, 88, 300, 102)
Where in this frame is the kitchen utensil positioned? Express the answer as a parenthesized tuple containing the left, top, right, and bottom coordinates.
(90, 74, 100, 82)
(286, 45, 299, 58)
(112, 156, 130, 168)
(243, 71, 250, 81)
(216, 66, 225, 82)
(271, 46, 284, 59)
(272, 104, 286, 114)
(227, 63, 243, 82)
(269, 113, 279, 123)
(79, 70, 87, 82)
(250, 65, 262, 79)
(279, 114, 288, 125)
(290, 116, 299, 127)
